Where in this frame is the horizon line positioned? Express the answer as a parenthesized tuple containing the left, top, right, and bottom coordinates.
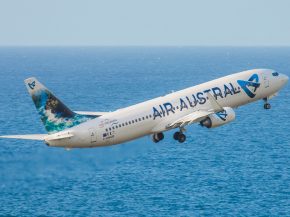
(0, 45, 290, 48)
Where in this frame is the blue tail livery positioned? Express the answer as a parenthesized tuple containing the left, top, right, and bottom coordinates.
(24, 78, 97, 134)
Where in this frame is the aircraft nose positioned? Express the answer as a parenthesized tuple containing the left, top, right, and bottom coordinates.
(280, 73, 289, 85)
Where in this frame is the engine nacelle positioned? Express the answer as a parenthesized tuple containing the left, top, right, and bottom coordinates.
(200, 107, 235, 128)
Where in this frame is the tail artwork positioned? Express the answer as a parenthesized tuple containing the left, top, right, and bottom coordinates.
(24, 77, 96, 134)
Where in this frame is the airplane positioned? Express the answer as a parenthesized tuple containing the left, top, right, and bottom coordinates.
(0, 69, 288, 148)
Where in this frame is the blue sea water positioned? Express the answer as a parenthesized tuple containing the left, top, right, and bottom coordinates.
(0, 47, 289, 216)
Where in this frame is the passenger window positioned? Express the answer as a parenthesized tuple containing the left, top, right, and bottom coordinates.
(109, 128, 111, 131)
(149, 115, 152, 118)
(122, 123, 125, 127)
(126, 122, 128, 125)
(112, 126, 115, 129)
(146, 116, 148, 119)
(132, 120, 134, 123)
(142, 117, 145, 120)
(119, 124, 121, 127)
(129, 121, 131, 124)
(139, 118, 141, 121)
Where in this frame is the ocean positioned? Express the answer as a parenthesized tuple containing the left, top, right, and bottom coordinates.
(0, 47, 289, 216)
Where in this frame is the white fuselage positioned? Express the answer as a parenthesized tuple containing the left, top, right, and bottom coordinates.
(46, 69, 288, 148)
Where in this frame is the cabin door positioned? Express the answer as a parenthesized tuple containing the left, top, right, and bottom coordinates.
(262, 73, 269, 88)
(89, 128, 97, 143)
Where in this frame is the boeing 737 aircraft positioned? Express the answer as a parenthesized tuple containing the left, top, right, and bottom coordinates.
(0, 69, 288, 148)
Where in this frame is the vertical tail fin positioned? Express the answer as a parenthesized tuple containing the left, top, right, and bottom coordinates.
(24, 77, 95, 134)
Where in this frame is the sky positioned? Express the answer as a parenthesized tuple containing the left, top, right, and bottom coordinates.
(0, 0, 289, 46)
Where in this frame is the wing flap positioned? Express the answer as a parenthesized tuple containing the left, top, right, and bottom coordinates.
(168, 110, 213, 129)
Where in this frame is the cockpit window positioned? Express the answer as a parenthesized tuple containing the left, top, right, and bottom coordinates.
(272, 72, 279, 76)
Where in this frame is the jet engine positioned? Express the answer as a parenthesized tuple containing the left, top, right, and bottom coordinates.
(200, 107, 235, 128)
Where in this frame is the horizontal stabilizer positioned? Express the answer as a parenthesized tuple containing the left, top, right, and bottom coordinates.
(44, 131, 74, 141)
(0, 134, 47, 140)
(74, 111, 109, 116)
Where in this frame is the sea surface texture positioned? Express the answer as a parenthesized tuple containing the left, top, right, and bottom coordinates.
(0, 47, 289, 216)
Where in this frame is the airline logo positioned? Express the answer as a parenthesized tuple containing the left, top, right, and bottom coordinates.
(237, 74, 260, 98)
(28, 81, 36, 90)
(216, 110, 227, 121)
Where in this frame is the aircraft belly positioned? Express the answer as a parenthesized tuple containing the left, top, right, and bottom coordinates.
(113, 124, 152, 144)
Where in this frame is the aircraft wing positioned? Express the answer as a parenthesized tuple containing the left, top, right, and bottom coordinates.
(168, 93, 224, 129)
(168, 110, 214, 128)
(74, 111, 110, 117)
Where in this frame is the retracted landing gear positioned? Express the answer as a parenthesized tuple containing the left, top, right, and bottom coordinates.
(152, 132, 164, 143)
(173, 128, 186, 143)
(263, 97, 271, 110)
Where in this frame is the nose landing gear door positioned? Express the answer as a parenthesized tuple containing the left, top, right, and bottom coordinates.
(262, 73, 269, 88)
(89, 128, 97, 144)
